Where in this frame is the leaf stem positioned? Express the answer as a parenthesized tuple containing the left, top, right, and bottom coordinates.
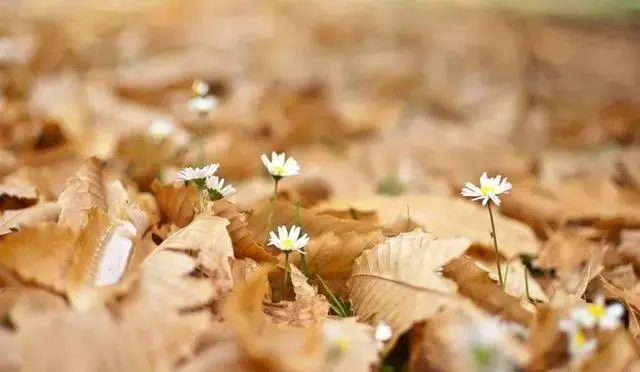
(487, 203, 504, 289)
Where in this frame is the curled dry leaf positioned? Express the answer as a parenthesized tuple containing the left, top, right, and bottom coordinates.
(0, 202, 60, 236)
(0, 222, 76, 292)
(443, 257, 534, 326)
(151, 180, 199, 228)
(65, 208, 137, 310)
(15, 307, 210, 372)
(247, 200, 383, 246)
(313, 195, 539, 259)
(208, 263, 324, 372)
(57, 157, 108, 230)
(264, 266, 329, 327)
(0, 183, 38, 211)
(125, 249, 214, 311)
(535, 231, 604, 298)
(348, 230, 471, 348)
(231, 258, 272, 302)
(321, 318, 380, 372)
(473, 259, 548, 303)
(159, 215, 234, 299)
(212, 199, 277, 263)
(288, 230, 385, 297)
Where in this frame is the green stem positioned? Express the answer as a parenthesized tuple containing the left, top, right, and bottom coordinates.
(295, 201, 309, 276)
(263, 178, 279, 247)
(282, 252, 290, 302)
(487, 203, 504, 289)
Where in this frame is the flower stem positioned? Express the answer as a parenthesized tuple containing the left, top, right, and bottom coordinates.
(487, 203, 504, 289)
(263, 178, 279, 247)
(282, 252, 290, 302)
(295, 201, 309, 276)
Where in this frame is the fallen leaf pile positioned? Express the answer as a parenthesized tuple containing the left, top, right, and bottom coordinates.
(0, 1, 639, 371)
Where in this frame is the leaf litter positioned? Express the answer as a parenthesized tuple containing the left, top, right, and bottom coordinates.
(0, 1, 639, 371)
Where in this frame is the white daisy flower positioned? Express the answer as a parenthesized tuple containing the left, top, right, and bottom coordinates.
(261, 152, 300, 179)
(148, 119, 174, 140)
(177, 164, 219, 184)
(461, 172, 512, 206)
(188, 95, 218, 116)
(323, 321, 350, 353)
(569, 295, 625, 331)
(192, 79, 210, 96)
(558, 319, 598, 360)
(456, 318, 515, 372)
(205, 175, 235, 200)
(268, 225, 309, 253)
(148, 119, 191, 147)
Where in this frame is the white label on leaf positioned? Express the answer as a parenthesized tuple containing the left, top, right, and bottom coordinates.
(94, 224, 134, 287)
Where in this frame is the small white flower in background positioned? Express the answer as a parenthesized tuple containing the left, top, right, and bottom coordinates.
(148, 119, 175, 140)
(261, 152, 300, 179)
(558, 319, 598, 360)
(205, 176, 236, 200)
(461, 172, 512, 206)
(192, 79, 210, 96)
(177, 164, 219, 184)
(148, 119, 191, 147)
(268, 225, 309, 253)
(570, 295, 624, 331)
(323, 322, 350, 353)
(188, 95, 218, 116)
(374, 320, 392, 350)
(457, 318, 514, 372)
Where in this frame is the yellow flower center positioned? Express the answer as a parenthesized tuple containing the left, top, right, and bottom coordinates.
(480, 184, 496, 196)
(574, 330, 585, 347)
(587, 304, 605, 319)
(333, 337, 350, 353)
(281, 238, 294, 250)
(272, 165, 286, 175)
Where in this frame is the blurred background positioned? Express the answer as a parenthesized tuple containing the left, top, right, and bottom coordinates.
(0, 0, 639, 199)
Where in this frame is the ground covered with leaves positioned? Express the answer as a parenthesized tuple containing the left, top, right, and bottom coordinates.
(0, 1, 640, 372)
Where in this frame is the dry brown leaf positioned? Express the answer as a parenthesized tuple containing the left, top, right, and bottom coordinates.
(443, 257, 535, 326)
(525, 305, 573, 372)
(247, 200, 383, 246)
(0, 183, 38, 211)
(538, 177, 640, 228)
(288, 230, 385, 297)
(474, 259, 548, 303)
(264, 266, 329, 327)
(15, 306, 210, 372)
(0, 202, 60, 236)
(0, 222, 76, 292)
(213, 263, 324, 372)
(212, 199, 277, 263)
(314, 195, 539, 259)
(579, 329, 640, 372)
(9, 288, 67, 329)
(115, 134, 181, 190)
(536, 231, 604, 298)
(320, 318, 380, 372)
(348, 230, 471, 348)
(159, 215, 234, 299)
(57, 157, 108, 230)
(125, 249, 214, 311)
(277, 175, 333, 208)
(500, 186, 566, 237)
(151, 180, 200, 228)
(4, 161, 80, 201)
